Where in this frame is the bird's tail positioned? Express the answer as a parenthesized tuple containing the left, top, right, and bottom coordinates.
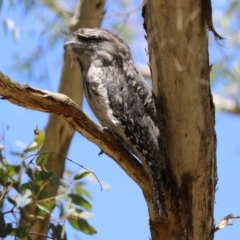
(150, 165, 168, 218)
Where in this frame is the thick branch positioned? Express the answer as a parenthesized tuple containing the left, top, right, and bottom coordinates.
(0, 71, 150, 196)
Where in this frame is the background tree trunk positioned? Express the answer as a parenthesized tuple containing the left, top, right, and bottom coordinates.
(21, 1, 106, 239)
(142, 0, 216, 239)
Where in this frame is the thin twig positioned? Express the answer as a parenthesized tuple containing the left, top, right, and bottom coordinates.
(24, 151, 103, 191)
(29, 232, 53, 239)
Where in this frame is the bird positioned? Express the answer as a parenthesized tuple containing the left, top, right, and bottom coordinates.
(24, 128, 45, 153)
(64, 28, 167, 217)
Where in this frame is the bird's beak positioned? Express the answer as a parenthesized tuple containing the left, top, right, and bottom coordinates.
(64, 40, 77, 50)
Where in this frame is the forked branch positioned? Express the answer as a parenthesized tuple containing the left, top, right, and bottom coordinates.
(0, 71, 150, 196)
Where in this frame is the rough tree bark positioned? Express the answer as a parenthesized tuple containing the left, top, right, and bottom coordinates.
(142, 0, 216, 239)
(20, 1, 106, 239)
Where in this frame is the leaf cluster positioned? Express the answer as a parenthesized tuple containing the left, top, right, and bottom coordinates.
(0, 147, 96, 239)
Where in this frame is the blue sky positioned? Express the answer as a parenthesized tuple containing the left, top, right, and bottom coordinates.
(0, 1, 240, 239)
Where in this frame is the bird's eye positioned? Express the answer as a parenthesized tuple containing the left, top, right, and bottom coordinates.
(76, 35, 100, 43)
(77, 35, 94, 41)
(76, 35, 86, 41)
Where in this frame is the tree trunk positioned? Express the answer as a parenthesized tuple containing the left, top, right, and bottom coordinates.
(142, 0, 216, 239)
(21, 1, 106, 239)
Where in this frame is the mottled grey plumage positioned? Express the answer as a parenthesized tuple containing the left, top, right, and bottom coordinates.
(64, 28, 167, 217)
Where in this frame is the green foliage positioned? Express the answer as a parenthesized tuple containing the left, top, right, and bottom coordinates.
(0, 0, 69, 81)
(68, 216, 97, 235)
(0, 145, 96, 239)
(210, 1, 240, 99)
(49, 223, 67, 240)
